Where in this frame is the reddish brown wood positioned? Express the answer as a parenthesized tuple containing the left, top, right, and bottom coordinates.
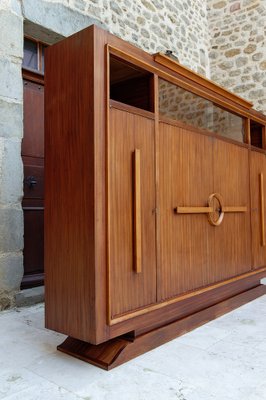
(250, 151, 266, 268)
(58, 284, 266, 370)
(45, 25, 266, 365)
(108, 107, 156, 317)
(45, 26, 98, 344)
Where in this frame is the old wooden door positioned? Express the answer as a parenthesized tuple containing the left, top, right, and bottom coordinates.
(158, 121, 251, 301)
(21, 78, 44, 288)
(109, 107, 156, 318)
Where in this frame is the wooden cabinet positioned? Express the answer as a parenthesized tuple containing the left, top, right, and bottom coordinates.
(45, 25, 266, 370)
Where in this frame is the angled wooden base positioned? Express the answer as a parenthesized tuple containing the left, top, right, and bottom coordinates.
(58, 284, 266, 370)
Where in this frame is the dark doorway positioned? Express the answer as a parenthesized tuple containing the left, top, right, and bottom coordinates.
(21, 38, 46, 288)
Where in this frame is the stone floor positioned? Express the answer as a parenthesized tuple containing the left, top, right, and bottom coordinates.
(1, 291, 266, 400)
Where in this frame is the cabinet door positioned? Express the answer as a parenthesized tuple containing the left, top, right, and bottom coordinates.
(109, 107, 156, 318)
(158, 122, 252, 302)
(158, 122, 213, 301)
(250, 151, 266, 269)
(212, 139, 251, 279)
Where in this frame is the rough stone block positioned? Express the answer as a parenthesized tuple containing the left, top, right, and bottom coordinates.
(21, 0, 105, 37)
(0, 138, 23, 204)
(244, 44, 256, 54)
(225, 49, 241, 58)
(230, 2, 241, 12)
(0, 207, 23, 252)
(0, 252, 23, 293)
(0, 8, 23, 58)
(0, 99, 23, 139)
(0, 58, 22, 101)
(15, 286, 44, 307)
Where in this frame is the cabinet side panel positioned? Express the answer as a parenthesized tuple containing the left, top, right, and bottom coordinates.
(45, 27, 96, 343)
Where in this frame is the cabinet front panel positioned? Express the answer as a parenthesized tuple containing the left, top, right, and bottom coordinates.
(250, 151, 266, 269)
(212, 139, 251, 279)
(158, 122, 213, 301)
(109, 107, 156, 318)
(158, 122, 252, 302)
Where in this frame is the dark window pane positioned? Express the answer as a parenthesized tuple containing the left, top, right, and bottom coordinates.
(23, 39, 38, 70)
(159, 79, 244, 142)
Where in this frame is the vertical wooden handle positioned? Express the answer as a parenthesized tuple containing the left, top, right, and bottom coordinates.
(259, 172, 265, 247)
(133, 149, 142, 273)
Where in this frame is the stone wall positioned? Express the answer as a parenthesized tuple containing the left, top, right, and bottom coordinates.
(0, 0, 210, 308)
(0, 0, 24, 309)
(208, 0, 266, 113)
(22, 0, 210, 75)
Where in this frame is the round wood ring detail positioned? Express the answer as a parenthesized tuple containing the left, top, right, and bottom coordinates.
(208, 193, 224, 226)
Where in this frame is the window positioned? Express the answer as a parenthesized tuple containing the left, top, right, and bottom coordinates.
(23, 38, 47, 73)
(159, 79, 244, 143)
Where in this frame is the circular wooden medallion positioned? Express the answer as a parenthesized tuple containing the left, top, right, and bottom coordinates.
(208, 193, 224, 226)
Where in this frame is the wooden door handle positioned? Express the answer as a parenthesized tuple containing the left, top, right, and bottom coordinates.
(259, 173, 265, 247)
(133, 149, 142, 273)
(175, 206, 212, 214)
(175, 193, 247, 226)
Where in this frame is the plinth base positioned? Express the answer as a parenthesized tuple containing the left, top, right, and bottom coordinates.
(58, 284, 266, 370)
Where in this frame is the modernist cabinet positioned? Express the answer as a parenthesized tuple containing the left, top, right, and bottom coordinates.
(45, 25, 266, 369)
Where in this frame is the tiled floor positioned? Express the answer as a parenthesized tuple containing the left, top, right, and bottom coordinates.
(1, 288, 266, 400)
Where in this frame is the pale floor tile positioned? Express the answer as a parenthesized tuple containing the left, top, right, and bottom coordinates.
(0, 367, 80, 400)
(173, 323, 231, 350)
(134, 340, 266, 399)
(0, 295, 266, 399)
(2, 384, 81, 400)
(208, 337, 266, 370)
(25, 352, 107, 395)
(78, 365, 196, 400)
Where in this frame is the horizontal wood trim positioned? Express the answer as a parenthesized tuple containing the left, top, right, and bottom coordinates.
(159, 116, 250, 149)
(22, 68, 44, 85)
(23, 207, 44, 211)
(109, 267, 266, 325)
(250, 145, 266, 154)
(109, 99, 155, 120)
(154, 52, 253, 110)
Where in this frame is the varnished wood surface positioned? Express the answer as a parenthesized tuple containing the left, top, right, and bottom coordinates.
(158, 122, 213, 300)
(45, 26, 98, 344)
(45, 25, 266, 355)
(259, 173, 265, 246)
(250, 151, 266, 268)
(175, 206, 213, 214)
(212, 139, 251, 280)
(108, 107, 156, 317)
(133, 149, 142, 274)
(109, 268, 266, 335)
(58, 284, 266, 370)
